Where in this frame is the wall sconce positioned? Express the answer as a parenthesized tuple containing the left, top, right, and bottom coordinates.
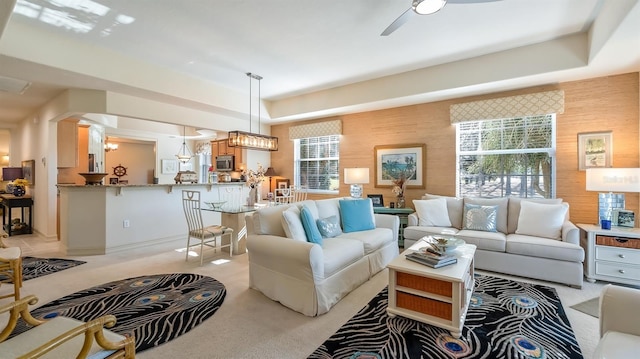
(586, 168, 640, 224)
(344, 168, 370, 198)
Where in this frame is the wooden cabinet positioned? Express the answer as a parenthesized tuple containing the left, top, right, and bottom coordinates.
(211, 140, 243, 171)
(578, 223, 640, 286)
(57, 119, 78, 168)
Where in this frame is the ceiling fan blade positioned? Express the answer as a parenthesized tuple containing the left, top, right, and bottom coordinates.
(447, 0, 502, 3)
(381, 8, 414, 36)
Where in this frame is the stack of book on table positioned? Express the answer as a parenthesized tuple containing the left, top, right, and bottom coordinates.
(405, 249, 458, 268)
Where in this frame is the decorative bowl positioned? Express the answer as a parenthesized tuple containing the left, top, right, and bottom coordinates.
(205, 201, 226, 210)
(428, 236, 465, 253)
(78, 172, 108, 185)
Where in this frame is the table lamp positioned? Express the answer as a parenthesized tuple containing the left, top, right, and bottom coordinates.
(264, 167, 277, 192)
(344, 168, 370, 198)
(586, 168, 640, 225)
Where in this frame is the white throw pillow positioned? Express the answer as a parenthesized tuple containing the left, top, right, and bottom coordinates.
(516, 201, 568, 240)
(413, 198, 452, 227)
(281, 206, 307, 242)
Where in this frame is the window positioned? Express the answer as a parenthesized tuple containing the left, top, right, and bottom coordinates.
(456, 115, 555, 198)
(295, 135, 340, 193)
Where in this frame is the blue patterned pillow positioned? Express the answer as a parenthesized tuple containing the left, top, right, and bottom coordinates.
(316, 215, 342, 238)
(300, 205, 323, 245)
(463, 204, 498, 232)
(338, 199, 375, 233)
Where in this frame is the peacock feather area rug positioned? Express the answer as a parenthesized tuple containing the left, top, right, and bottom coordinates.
(0, 256, 86, 282)
(310, 274, 583, 359)
(11, 273, 226, 353)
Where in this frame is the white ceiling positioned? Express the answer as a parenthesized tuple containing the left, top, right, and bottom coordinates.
(0, 0, 639, 130)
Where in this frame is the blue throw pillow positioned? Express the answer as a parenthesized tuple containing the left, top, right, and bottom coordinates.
(300, 205, 323, 245)
(339, 199, 375, 233)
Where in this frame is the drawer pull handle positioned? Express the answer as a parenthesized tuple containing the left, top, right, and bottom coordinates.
(619, 270, 626, 274)
(619, 254, 626, 258)
(614, 238, 629, 243)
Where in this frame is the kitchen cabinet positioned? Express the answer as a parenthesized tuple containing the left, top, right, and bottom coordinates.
(211, 140, 243, 171)
(57, 119, 78, 168)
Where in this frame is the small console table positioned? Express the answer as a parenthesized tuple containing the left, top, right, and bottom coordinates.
(373, 207, 414, 247)
(1, 194, 34, 236)
(577, 223, 640, 286)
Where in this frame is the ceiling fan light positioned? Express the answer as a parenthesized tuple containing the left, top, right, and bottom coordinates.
(412, 0, 446, 15)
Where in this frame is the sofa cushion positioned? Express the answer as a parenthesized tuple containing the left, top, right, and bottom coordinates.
(281, 206, 307, 241)
(301, 205, 323, 244)
(253, 205, 291, 237)
(455, 229, 507, 252)
(315, 198, 342, 222)
(506, 234, 585, 262)
(413, 198, 452, 227)
(316, 215, 342, 238)
(336, 227, 393, 254)
(516, 201, 568, 240)
(322, 237, 365, 277)
(464, 197, 508, 233)
(463, 204, 498, 232)
(339, 199, 375, 233)
(423, 194, 464, 229)
(507, 197, 563, 234)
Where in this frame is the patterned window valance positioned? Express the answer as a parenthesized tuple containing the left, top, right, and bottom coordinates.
(289, 120, 342, 140)
(450, 90, 564, 124)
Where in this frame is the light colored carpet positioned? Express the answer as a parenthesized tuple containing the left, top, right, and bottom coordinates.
(571, 297, 600, 318)
(2, 235, 606, 359)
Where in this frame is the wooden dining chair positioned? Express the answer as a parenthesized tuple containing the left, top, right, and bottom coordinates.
(0, 234, 22, 301)
(181, 190, 233, 266)
(291, 186, 308, 203)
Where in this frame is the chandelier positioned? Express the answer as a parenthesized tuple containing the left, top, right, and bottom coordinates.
(176, 126, 193, 163)
(104, 137, 118, 152)
(228, 72, 279, 151)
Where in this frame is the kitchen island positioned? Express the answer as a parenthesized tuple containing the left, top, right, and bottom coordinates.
(58, 182, 250, 255)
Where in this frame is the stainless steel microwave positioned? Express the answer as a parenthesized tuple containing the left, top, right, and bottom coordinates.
(216, 155, 234, 171)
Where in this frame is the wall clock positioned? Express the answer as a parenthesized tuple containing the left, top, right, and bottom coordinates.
(112, 164, 128, 178)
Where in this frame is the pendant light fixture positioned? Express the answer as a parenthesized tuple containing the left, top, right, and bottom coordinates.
(228, 72, 279, 151)
(176, 126, 193, 163)
(104, 136, 119, 152)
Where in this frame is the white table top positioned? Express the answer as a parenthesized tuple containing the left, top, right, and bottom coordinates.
(388, 240, 476, 281)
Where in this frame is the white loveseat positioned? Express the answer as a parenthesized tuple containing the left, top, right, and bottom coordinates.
(403, 194, 584, 287)
(246, 198, 400, 316)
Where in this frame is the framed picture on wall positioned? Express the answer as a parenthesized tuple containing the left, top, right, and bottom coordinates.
(577, 131, 613, 171)
(161, 159, 178, 174)
(21, 160, 35, 185)
(374, 143, 426, 188)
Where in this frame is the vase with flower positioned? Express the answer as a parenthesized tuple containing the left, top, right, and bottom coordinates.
(391, 176, 407, 208)
(246, 164, 265, 206)
(12, 178, 28, 197)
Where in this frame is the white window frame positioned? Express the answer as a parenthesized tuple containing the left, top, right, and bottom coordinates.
(455, 115, 557, 199)
(294, 135, 340, 195)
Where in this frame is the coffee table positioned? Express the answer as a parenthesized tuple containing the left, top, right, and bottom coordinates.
(387, 240, 476, 338)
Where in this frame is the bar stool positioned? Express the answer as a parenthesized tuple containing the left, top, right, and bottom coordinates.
(0, 238, 22, 301)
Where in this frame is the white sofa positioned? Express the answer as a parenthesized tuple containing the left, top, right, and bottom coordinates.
(245, 198, 400, 316)
(403, 194, 584, 287)
(594, 284, 640, 359)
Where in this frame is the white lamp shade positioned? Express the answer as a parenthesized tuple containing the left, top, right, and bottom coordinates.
(344, 168, 370, 184)
(586, 168, 640, 192)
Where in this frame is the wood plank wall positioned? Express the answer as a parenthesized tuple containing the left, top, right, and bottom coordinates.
(270, 72, 640, 227)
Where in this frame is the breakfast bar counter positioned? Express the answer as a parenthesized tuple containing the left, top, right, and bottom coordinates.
(58, 183, 250, 256)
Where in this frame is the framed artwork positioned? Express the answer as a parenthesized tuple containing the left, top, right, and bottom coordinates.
(374, 143, 426, 188)
(578, 131, 612, 171)
(613, 209, 635, 228)
(21, 160, 35, 185)
(367, 194, 384, 207)
(118, 179, 129, 185)
(161, 159, 178, 174)
(276, 178, 290, 189)
(109, 177, 119, 185)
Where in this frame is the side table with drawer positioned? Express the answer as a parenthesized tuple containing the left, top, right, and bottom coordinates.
(577, 223, 640, 286)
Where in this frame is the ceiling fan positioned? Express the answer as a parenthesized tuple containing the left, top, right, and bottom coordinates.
(381, 0, 502, 36)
